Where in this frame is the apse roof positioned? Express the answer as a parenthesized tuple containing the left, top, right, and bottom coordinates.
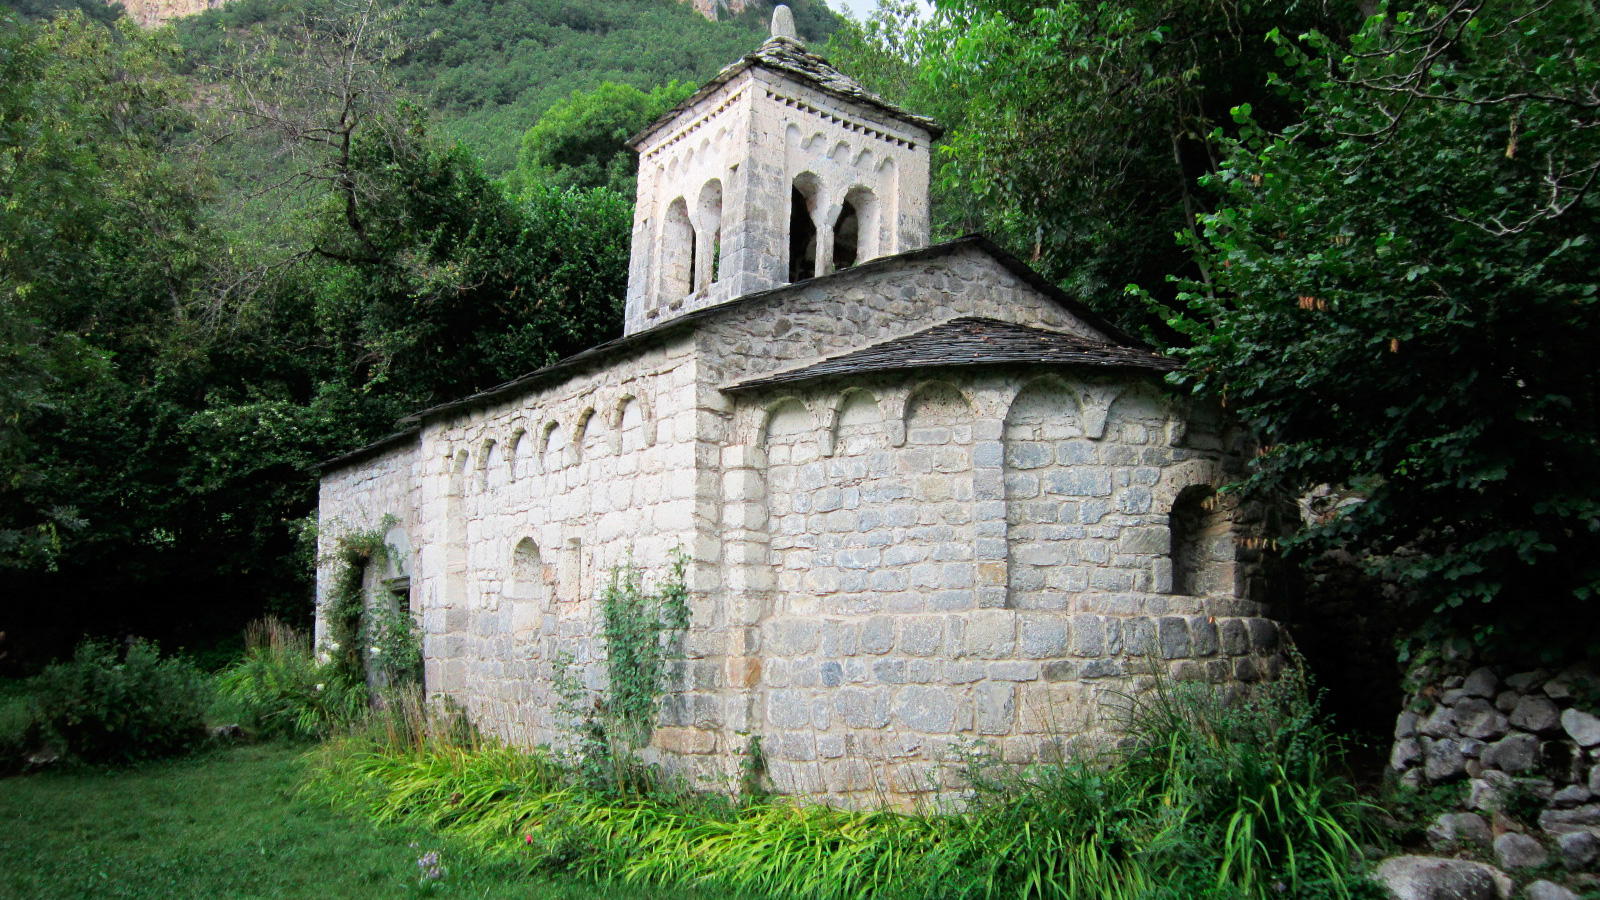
(722, 316, 1179, 392)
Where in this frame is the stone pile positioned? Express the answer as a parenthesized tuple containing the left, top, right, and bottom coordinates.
(1384, 662, 1599, 897)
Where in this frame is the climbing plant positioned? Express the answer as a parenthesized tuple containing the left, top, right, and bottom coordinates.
(600, 547, 690, 749)
(321, 516, 421, 691)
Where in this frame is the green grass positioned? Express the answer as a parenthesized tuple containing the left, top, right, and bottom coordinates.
(0, 744, 710, 900)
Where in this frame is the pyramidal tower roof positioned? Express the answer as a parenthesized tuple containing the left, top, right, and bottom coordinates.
(628, 6, 943, 149)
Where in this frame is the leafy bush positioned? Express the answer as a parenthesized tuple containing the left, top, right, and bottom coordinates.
(31, 638, 211, 764)
(216, 617, 367, 740)
(302, 661, 1378, 900)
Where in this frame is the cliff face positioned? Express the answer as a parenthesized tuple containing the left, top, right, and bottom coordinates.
(682, 0, 751, 21)
(115, 0, 226, 27)
(117, 0, 750, 27)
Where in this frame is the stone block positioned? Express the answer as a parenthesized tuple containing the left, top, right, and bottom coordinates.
(1557, 831, 1599, 869)
(861, 617, 895, 654)
(1158, 617, 1192, 660)
(1372, 856, 1511, 900)
(1525, 881, 1580, 900)
(1510, 696, 1562, 733)
(1492, 832, 1548, 869)
(1019, 616, 1070, 659)
(834, 688, 890, 730)
(1484, 733, 1541, 773)
(1426, 812, 1493, 850)
(1424, 738, 1468, 782)
(767, 619, 821, 656)
(899, 618, 944, 657)
(1561, 708, 1600, 747)
(892, 685, 960, 734)
(963, 610, 1015, 659)
(977, 682, 1016, 735)
(1463, 667, 1499, 698)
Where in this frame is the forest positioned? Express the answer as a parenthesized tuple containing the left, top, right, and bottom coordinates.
(1, 0, 1596, 697)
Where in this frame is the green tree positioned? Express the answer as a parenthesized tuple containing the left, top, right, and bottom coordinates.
(926, 0, 1362, 333)
(1164, 0, 1600, 657)
(512, 80, 695, 195)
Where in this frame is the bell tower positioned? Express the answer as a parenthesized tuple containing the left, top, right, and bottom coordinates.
(622, 5, 941, 335)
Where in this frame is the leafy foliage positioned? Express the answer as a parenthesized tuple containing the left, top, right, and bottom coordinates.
(918, 0, 1363, 333)
(31, 638, 211, 763)
(597, 549, 690, 748)
(512, 80, 696, 194)
(1162, 0, 1600, 656)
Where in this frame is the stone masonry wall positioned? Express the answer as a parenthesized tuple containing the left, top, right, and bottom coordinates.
(715, 367, 1279, 804)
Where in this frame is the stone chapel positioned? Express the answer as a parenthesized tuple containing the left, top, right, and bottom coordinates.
(316, 7, 1284, 803)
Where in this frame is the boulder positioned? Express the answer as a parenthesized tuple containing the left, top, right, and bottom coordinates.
(1393, 738, 1422, 771)
(1463, 667, 1499, 699)
(1484, 733, 1541, 773)
(1373, 856, 1511, 900)
(1427, 812, 1494, 850)
(1541, 804, 1600, 835)
(1493, 832, 1548, 869)
(1470, 772, 1514, 812)
(1397, 709, 1421, 740)
(1426, 738, 1469, 782)
(1557, 831, 1599, 869)
(1506, 671, 1547, 692)
(1510, 696, 1562, 734)
(1524, 881, 1581, 900)
(1423, 704, 1460, 738)
(1552, 785, 1593, 809)
(1561, 709, 1600, 748)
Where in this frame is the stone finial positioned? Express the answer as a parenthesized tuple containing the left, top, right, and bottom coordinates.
(771, 4, 800, 41)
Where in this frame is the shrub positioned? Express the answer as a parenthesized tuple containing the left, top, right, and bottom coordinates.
(31, 638, 210, 764)
(216, 617, 367, 740)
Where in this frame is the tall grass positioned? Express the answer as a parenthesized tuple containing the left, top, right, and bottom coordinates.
(302, 662, 1379, 900)
(215, 617, 366, 740)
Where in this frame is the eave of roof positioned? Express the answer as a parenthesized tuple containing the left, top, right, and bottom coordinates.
(316, 427, 421, 473)
(722, 316, 1178, 392)
(319, 234, 1151, 469)
(629, 36, 943, 149)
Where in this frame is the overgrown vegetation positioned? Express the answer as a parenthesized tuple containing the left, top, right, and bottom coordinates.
(303, 663, 1378, 900)
(215, 617, 367, 740)
(30, 639, 211, 764)
(553, 550, 691, 792)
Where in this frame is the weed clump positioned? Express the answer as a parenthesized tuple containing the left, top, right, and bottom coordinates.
(216, 617, 367, 740)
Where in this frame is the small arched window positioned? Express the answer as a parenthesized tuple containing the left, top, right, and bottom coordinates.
(1169, 485, 1231, 596)
(697, 179, 723, 291)
(663, 197, 694, 299)
(788, 174, 820, 283)
(832, 197, 860, 271)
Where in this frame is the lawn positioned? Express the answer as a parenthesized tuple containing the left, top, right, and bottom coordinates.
(0, 743, 705, 900)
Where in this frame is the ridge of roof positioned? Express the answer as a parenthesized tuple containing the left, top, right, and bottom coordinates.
(723, 316, 1177, 392)
(629, 36, 943, 149)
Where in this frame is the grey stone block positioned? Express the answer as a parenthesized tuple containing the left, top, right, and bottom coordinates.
(1372, 855, 1511, 900)
(1484, 733, 1540, 773)
(892, 685, 958, 733)
(1556, 830, 1599, 869)
(1019, 617, 1070, 659)
(834, 688, 889, 729)
(1463, 667, 1499, 698)
(1425, 738, 1468, 782)
(1525, 881, 1581, 900)
(1510, 696, 1562, 733)
(1220, 619, 1250, 657)
(1158, 617, 1191, 660)
(1492, 832, 1547, 869)
(1561, 708, 1600, 747)
(1426, 812, 1493, 850)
